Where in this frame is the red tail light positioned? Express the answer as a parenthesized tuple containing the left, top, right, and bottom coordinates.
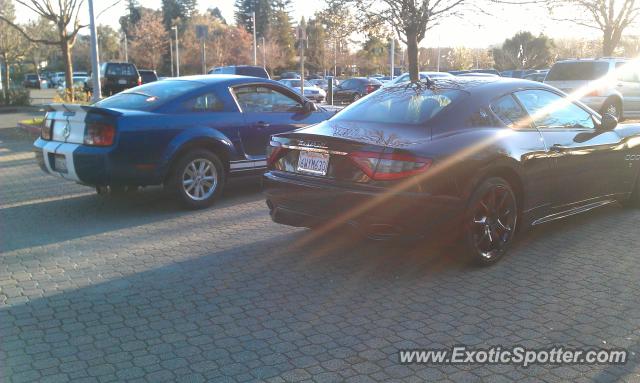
(137, 77, 142, 86)
(41, 117, 52, 140)
(84, 122, 115, 146)
(267, 141, 288, 166)
(348, 151, 432, 181)
(365, 85, 376, 94)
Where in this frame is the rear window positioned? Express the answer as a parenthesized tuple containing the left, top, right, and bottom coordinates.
(106, 64, 137, 77)
(140, 71, 157, 83)
(333, 86, 464, 125)
(95, 80, 201, 111)
(236, 67, 268, 78)
(26, 75, 38, 80)
(546, 62, 609, 81)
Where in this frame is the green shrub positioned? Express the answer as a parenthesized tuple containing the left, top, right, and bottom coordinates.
(0, 88, 31, 106)
(53, 86, 92, 104)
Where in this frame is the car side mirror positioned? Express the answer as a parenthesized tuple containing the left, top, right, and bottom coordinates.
(303, 101, 318, 113)
(600, 113, 618, 131)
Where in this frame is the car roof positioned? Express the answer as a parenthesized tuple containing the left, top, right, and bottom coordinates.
(555, 57, 628, 63)
(165, 74, 277, 87)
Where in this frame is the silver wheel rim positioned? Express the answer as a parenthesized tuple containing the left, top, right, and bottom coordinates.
(606, 103, 619, 118)
(471, 185, 517, 260)
(182, 159, 217, 201)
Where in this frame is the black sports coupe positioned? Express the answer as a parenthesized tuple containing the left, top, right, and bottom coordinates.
(263, 77, 640, 264)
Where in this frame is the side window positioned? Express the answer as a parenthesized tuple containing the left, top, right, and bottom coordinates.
(514, 89, 595, 130)
(491, 94, 529, 127)
(184, 93, 224, 112)
(341, 80, 352, 89)
(234, 86, 302, 113)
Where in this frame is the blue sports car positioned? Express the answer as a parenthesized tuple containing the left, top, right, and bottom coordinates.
(34, 75, 333, 208)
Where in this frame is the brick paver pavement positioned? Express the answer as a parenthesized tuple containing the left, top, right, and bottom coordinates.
(1, 123, 639, 382)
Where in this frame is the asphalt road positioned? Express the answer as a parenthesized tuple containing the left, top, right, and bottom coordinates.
(1, 119, 640, 382)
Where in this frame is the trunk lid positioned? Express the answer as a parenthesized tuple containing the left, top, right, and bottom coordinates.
(44, 104, 122, 144)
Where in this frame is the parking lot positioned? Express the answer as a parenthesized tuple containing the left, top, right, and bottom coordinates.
(1, 118, 640, 382)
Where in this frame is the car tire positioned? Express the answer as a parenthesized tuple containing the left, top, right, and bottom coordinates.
(601, 98, 623, 121)
(462, 177, 519, 266)
(166, 149, 225, 210)
(352, 93, 361, 102)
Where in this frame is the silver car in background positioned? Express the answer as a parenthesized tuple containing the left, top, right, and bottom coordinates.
(544, 58, 640, 120)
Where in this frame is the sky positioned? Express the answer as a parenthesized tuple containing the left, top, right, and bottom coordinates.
(13, 0, 619, 48)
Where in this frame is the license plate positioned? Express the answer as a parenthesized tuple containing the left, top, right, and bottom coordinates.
(297, 151, 329, 176)
(118, 79, 127, 85)
(54, 154, 68, 173)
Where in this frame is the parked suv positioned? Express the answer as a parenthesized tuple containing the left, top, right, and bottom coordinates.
(138, 69, 158, 84)
(87, 62, 141, 96)
(208, 65, 270, 79)
(23, 73, 42, 89)
(544, 58, 640, 120)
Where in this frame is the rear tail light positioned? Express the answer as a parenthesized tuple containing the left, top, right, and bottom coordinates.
(267, 141, 288, 166)
(365, 85, 376, 94)
(84, 122, 115, 146)
(41, 116, 52, 140)
(137, 77, 142, 86)
(348, 151, 432, 181)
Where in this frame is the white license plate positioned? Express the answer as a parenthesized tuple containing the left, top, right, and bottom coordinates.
(54, 154, 68, 173)
(118, 79, 127, 85)
(297, 151, 329, 176)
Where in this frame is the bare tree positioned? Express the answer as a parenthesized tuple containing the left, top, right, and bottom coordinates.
(549, 0, 639, 56)
(0, 0, 86, 99)
(0, 0, 26, 91)
(347, 0, 472, 82)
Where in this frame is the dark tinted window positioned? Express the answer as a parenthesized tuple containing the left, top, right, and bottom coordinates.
(546, 62, 609, 81)
(106, 63, 137, 76)
(140, 71, 158, 83)
(491, 95, 528, 127)
(334, 87, 464, 125)
(26, 75, 38, 80)
(236, 67, 269, 78)
(183, 92, 225, 112)
(514, 89, 595, 129)
(95, 80, 201, 111)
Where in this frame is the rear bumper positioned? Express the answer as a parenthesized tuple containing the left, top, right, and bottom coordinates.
(34, 138, 159, 186)
(263, 171, 465, 239)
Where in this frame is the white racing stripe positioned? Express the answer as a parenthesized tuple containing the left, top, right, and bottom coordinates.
(229, 160, 267, 171)
(55, 143, 81, 182)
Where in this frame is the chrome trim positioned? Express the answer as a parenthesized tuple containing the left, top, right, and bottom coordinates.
(531, 199, 617, 226)
(281, 144, 348, 155)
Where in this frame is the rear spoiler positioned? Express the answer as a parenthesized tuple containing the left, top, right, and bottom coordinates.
(46, 103, 123, 117)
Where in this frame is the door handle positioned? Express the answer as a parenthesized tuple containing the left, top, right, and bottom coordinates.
(256, 121, 270, 129)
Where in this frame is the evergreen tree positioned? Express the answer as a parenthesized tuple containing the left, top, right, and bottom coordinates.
(305, 18, 326, 73)
(234, 0, 272, 39)
(162, 0, 198, 29)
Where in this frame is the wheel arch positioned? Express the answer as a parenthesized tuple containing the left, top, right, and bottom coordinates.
(466, 160, 526, 215)
(161, 134, 235, 182)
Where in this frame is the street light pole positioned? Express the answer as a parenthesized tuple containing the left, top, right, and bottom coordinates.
(172, 26, 180, 77)
(390, 38, 395, 80)
(88, 0, 101, 102)
(169, 39, 174, 77)
(261, 36, 266, 69)
(252, 12, 257, 66)
(123, 33, 128, 62)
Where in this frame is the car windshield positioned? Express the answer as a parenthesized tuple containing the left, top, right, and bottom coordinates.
(95, 80, 201, 110)
(285, 80, 311, 87)
(546, 62, 609, 81)
(333, 86, 465, 125)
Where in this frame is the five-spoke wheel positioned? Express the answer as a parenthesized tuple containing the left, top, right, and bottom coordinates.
(167, 149, 225, 209)
(464, 177, 518, 265)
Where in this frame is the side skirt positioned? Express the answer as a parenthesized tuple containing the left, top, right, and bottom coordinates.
(530, 199, 619, 226)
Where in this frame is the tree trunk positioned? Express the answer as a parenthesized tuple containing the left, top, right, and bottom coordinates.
(1, 54, 9, 93)
(602, 29, 615, 56)
(61, 40, 74, 101)
(406, 29, 419, 83)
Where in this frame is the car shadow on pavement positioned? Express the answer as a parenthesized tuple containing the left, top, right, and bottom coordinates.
(2, 207, 639, 382)
(0, 180, 265, 253)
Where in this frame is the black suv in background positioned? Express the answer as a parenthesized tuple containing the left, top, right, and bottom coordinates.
(23, 73, 42, 89)
(208, 65, 270, 79)
(138, 69, 159, 84)
(87, 62, 141, 96)
(332, 77, 383, 104)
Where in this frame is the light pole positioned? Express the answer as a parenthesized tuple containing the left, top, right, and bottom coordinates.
(123, 33, 128, 62)
(261, 36, 266, 69)
(172, 26, 180, 77)
(390, 38, 395, 79)
(169, 39, 174, 77)
(252, 12, 257, 65)
(88, 0, 101, 101)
